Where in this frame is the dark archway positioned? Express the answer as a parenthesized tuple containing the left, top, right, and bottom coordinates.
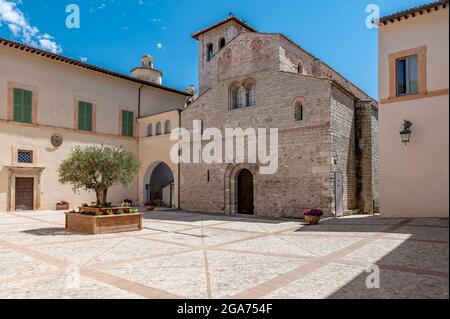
(237, 169, 254, 215)
(148, 162, 174, 208)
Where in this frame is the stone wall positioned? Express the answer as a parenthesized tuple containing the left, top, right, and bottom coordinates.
(355, 100, 380, 213)
(330, 86, 358, 212)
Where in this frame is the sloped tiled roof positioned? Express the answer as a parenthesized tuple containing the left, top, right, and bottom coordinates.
(380, 0, 448, 25)
(192, 15, 256, 39)
(0, 37, 191, 96)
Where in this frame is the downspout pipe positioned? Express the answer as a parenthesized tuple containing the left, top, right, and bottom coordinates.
(138, 84, 145, 118)
(177, 108, 182, 210)
(137, 84, 144, 205)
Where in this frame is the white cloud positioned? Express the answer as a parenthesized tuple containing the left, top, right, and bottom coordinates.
(0, 0, 62, 53)
(80, 57, 88, 62)
(156, 42, 163, 49)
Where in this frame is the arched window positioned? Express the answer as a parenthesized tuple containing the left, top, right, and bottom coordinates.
(206, 43, 213, 61)
(156, 122, 162, 135)
(200, 119, 205, 135)
(164, 120, 171, 134)
(245, 83, 256, 107)
(147, 123, 153, 137)
(219, 38, 226, 50)
(295, 102, 304, 121)
(297, 60, 305, 75)
(231, 86, 244, 109)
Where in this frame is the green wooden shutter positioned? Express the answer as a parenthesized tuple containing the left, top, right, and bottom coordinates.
(78, 102, 93, 131)
(122, 111, 134, 137)
(13, 88, 32, 124)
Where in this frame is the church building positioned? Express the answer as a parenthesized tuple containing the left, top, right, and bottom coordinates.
(180, 16, 379, 217)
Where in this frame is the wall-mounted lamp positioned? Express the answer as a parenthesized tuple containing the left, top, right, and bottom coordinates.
(400, 120, 413, 145)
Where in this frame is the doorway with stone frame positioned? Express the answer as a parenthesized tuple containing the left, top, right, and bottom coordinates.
(224, 164, 258, 215)
(6, 166, 44, 212)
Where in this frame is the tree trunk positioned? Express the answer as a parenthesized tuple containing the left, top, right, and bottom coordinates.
(95, 188, 108, 206)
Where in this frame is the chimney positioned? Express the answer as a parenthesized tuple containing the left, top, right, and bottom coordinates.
(130, 55, 163, 84)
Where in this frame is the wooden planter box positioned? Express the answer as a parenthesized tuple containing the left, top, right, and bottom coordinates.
(56, 204, 69, 211)
(66, 212, 142, 235)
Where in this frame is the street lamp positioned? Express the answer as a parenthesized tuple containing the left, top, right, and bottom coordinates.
(400, 120, 413, 145)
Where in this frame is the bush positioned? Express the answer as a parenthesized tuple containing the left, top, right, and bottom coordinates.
(145, 200, 157, 207)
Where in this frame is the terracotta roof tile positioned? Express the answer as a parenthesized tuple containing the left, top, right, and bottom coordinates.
(380, 0, 448, 25)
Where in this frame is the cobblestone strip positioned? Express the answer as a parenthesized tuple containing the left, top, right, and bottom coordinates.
(232, 219, 414, 299)
(200, 219, 213, 299)
(0, 269, 63, 284)
(210, 247, 315, 260)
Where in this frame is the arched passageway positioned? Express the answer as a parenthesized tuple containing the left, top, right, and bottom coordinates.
(146, 162, 174, 208)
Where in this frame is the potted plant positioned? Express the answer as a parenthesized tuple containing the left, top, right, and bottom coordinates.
(56, 201, 69, 211)
(59, 145, 142, 235)
(144, 200, 157, 211)
(303, 209, 324, 225)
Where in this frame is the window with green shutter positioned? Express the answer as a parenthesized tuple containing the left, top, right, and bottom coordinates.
(122, 110, 134, 137)
(78, 101, 93, 132)
(13, 88, 33, 124)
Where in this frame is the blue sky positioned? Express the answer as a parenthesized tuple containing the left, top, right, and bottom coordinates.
(0, 0, 434, 99)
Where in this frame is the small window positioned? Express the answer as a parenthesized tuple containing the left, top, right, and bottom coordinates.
(245, 84, 256, 107)
(297, 61, 304, 74)
(206, 43, 213, 61)
(147, 123, 153, 137)
(156, 122, 162, 135)
(13, 88, 32, 124)
(295, 103, 303, 121)
(78, 101, 93, 132)
(122, 111, 134, 137)
(18, 150, 33, 164)
(219, 38, 226, 50)
(397, 55, 418, 96)
(164, 120, 171, 134)
(231, 86, 244, 109)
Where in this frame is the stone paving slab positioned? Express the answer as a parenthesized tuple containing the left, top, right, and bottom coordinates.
(0, 210, 448, 299)
(0, 274, 143, 299)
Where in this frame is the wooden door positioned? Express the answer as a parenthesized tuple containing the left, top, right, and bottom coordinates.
(237, 170, 254, 215)
(15, 177, 34, 211)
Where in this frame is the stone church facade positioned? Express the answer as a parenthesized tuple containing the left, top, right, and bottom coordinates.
(180, 16, 379, 218)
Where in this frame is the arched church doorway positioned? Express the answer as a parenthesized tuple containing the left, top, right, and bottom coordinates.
(147, 162, 174, 208)
(237, 169, 254, 215)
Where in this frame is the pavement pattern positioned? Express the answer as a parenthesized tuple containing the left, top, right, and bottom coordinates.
(0, 210, 448, 299)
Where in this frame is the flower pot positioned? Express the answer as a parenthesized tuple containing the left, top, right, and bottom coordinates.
(56, 204, 69, 211)
(145, 206, 155, 211)
(305, 215, 321, 225)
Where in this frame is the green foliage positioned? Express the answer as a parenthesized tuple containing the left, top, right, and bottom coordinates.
(58, 145, 140, 205)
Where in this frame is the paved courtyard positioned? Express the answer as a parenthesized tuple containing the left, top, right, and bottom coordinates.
(0, 210, 448, 299)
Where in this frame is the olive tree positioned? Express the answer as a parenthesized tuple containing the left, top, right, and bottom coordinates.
(58, 145, 140, 206)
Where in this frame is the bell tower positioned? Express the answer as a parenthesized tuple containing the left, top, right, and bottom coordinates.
(192, 15, 256, 95)
(130, 54, 163, 84)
